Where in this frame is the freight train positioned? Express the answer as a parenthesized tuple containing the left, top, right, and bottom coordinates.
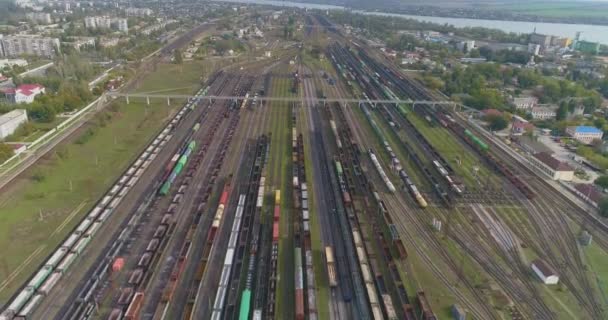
(436, 111, 535, 199)
(325, 246, 338, 287)
(0, 82, 202, 319)
(397, 170, 428, 208)
(159, 140, 196, 196)
(369, 149, 396, 193)
(211, 194, 246, 320)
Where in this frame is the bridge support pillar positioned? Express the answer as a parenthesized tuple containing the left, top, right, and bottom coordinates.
(146, 96, 150, 105)
(125, 96, 129, 104)
(167, 97, 170, 106)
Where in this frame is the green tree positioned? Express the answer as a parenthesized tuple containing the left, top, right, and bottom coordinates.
(600, 79, 608, 98)
(556, 102, 568, 120)
(486, 115, 509, 131)
(599, 197, 608, 217)
(594, 176, 608, 189)
(173, 49, 183, 64)
(0, 143, 14, 163)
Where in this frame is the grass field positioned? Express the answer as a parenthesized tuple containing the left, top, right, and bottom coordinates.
(268, 72, 296, 320)
(492, 1, 608, 18)
(0, 60, 209, 304)
(405, 110, 498, 189)
(132, 60, 219, 95)
(297, 81, 330, 317)
(584, 242, 608, 307)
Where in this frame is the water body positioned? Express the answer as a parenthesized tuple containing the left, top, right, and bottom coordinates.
(215, 0, 608, 45)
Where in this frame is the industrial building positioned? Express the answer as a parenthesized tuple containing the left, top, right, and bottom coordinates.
(530, 33, 552, 48)
(531, 259, 559, 285)
(528, 152, 574, 181)
(566, 126, 603, 144)
(0, 109, 28, 139)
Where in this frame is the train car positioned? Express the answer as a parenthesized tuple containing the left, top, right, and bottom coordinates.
(325, 246, 337, 287)
(4, 287, 35, 317)
(295, 248, 305, 320)
(330, 120, 342, 148)
(14, 293, 43, 320)
(275, 190, 281, 205)
(273, 221, 280, 242)
(464, 129, 489, 152)
(369, 149, 396, 193)
(124, 292, 144, 320)
(416, 291, 437, 320)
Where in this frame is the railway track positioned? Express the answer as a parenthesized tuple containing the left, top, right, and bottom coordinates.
(300, 64, 353, 320)
(5, 70, 225, 320)
(324, 53, 499, 319)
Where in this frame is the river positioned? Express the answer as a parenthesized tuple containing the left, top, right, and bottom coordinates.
(214, 0, 608, 45)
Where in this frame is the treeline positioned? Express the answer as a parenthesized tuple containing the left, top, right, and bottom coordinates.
(1, 54, 96, 122)
(0, 83, 92, 122)
(0, 143, 14, 164)
(328, 11, 529, 44)
(442, 63, 602, 110)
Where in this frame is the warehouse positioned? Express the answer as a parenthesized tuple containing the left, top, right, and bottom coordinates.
(0, 109, 28, 139)
(531, 259, 559, 285)
(528, 152, 574, 181)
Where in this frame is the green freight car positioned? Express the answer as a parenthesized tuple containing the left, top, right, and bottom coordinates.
(464, 129, 489, 151)
(396, 104, 409, 117)
(238, 289, 251, 320)
(335, 161, 343, 176)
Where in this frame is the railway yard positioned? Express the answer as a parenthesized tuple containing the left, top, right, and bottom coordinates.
(1, 9, 608, 320)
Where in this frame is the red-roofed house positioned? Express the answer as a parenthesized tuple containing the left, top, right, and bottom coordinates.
(2, 84, 45, 104)
(482, 109, 503, 117)
(511, 120, 534, 134)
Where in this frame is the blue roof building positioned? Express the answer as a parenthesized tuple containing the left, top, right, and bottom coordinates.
(566, 126, 603, 144)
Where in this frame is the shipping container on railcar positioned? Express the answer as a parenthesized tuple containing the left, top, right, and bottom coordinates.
(325, 246, 338, 287)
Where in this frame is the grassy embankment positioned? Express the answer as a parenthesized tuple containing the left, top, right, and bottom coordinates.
(0, 60, 210, 304)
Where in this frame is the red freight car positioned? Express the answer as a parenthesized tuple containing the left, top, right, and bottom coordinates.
(124, 292, 144, 320)
(295, 289, 305, 320)
(273, 222, 280, 242)
(416, 291, 437, 320)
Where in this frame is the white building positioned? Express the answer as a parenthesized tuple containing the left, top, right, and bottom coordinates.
(529, 152, 574, 181)
(513, 96, 538, 110)
(0, 59, 28, 69)
(0, 35, 60, 58)
(115, 19, 128, 33)
(456, 40, 475, 53)
(125, 8, 153, 17)
(85, 16, 112, 29)
(64, 37, 96, 51)
(85, 16, 128, 33)
(566, 126, 603, 144)
(530, 106, 556, 120)
(528, 43, 540, 55)
(0, 109, 28, 139)
(531, 259, 559, 285)
(2, 84, 45, 104)
(26, 12, 52, 24)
